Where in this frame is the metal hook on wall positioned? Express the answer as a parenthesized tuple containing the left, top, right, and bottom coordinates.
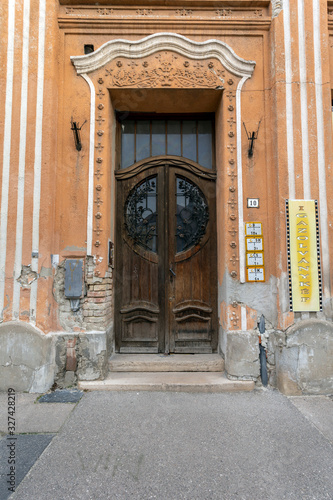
(71, 118, 87, 151)
(243, 119, 261, 157)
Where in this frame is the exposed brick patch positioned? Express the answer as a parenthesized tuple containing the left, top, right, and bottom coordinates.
(87, 291, 108, 297)
(53, 256, 113, 332)
(83, 256, 113, 331)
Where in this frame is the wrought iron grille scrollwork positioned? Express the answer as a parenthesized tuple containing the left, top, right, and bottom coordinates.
(125, 176, 158, 253)
(176, 177, 209, 253)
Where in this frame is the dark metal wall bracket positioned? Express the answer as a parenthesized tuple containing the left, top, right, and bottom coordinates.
(71, 118, 87, 151)
(243, 120, 261, 157)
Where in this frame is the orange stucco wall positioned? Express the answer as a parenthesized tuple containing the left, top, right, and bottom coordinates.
(0, 0, 332, 338)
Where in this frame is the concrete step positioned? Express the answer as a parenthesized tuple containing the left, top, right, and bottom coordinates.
(78, 372, 254, 393)
(109, 354, 224, 372)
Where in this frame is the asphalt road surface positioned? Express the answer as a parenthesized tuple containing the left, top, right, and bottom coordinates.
(2, 389, 333, 500)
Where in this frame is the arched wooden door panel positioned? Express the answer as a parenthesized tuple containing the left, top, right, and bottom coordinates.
(115, 158, 217, 353)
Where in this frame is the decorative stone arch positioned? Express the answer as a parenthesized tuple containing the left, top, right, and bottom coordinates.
(71, 32, 256, 287)
(71, 32, 255, 77)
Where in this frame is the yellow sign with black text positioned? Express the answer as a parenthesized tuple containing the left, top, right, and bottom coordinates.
(289, 200, 320, 311)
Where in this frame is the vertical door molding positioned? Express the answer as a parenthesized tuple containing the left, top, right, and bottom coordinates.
(236, 75, 250, 284)
(80, 73, 96, 256)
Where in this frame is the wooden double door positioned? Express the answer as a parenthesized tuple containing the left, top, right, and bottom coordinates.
(115, 158, 217, 353)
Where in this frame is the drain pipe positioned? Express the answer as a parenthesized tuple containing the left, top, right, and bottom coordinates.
(258, 314, 268, 387)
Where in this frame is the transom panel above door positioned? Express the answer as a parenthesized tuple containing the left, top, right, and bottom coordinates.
(115, 158, 217, 353)
(119, 114, 215, 170)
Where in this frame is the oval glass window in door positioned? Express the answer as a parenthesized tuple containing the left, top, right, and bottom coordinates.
(125, 176, 158, 253)
(176, 176, 209, 253)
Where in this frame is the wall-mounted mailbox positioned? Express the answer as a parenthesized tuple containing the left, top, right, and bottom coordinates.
(64, 259, 83, 299)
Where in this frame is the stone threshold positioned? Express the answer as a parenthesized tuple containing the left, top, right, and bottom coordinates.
(78, 372, 254, 393)
(109, 353, 225, 372)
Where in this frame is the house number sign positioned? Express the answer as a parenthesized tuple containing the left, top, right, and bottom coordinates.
(245, 222, 265, 282)
(247, 198, 259, 208)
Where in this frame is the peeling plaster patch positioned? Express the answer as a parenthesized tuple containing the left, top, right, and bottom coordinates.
(266, 332, 278, 387)
(54, 335, 67, 381)
(225, 331, 260, 380)
(322, 297, 333, 320)
(220, 301, 227, 330)
(40, 266, 52, 278)
(272, 0, 283, 19)
(275, 319, 333, 395)
(0, 322, 55, 392)
(246, 306, 258, 330)
(218, 271, 279, 378)
(3, 294, 10, 314)
(220, 270, 279, 327)
(279, 272, 290, 314)
(77, 333, 107, 381)
(17, 265, 37, 287)
(63, 246, 87, 252)
(51, 254, 59, 269)
(53, 332, 108, 387)
(209, 68, 224, 85)
(280, 311, 295, 331)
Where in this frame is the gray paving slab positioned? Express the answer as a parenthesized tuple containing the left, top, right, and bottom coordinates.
(0, 393, 76, 434)
(289, 395, 333, 444)
(10, 389, 333, 500)
(0, 434, 54, 500)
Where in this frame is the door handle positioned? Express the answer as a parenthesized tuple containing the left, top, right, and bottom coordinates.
(169, 267, 176, 277)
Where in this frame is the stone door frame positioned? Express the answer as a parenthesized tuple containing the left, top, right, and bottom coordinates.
(70, 32, 256, 337)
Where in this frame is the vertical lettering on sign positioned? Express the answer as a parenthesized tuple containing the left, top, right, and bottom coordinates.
(288, 200, 321, 311)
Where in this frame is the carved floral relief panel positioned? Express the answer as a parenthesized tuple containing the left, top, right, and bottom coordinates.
(59, 6, 269, 23)
(104, 52, 226, 89)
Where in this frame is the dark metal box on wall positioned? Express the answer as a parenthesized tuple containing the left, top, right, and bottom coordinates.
(64, 259, 83, 299)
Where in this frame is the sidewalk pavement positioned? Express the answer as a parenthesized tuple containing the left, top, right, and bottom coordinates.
(0, 389, 333, 500)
